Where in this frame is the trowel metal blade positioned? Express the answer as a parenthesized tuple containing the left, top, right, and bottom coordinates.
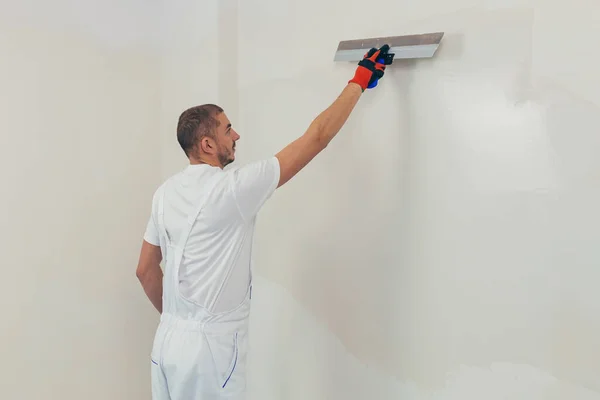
(334, 32, 444, 62)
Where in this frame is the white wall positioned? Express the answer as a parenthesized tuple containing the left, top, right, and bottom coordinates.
(3, 0, 600, 399)
(157, 0, 221, 178)
(0, 1, 163, 398)
(236, 0, 600, 399)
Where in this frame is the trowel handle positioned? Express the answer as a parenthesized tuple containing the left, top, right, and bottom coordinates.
(366, 58, 386, 89)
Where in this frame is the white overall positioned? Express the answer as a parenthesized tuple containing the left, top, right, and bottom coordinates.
(150, 173, 252, 400)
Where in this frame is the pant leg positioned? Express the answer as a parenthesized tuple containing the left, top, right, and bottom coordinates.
(151, 358, 171, 400)
(150, 320, 172, 400)
(162, 328, 248, 399)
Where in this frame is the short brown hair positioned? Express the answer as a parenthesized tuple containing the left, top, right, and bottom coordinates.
(176, 104, 224, 157)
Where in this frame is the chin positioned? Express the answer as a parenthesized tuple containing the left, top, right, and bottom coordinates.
(222, 158, 235, 168)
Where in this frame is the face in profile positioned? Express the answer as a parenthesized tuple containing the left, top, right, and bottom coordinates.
(215, 112, 240, 168)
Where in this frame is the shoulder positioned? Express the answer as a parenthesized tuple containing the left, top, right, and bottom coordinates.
(152, 179, 171, 201)
(220, 157, 281, 221)
(225, 156, 280, 184)
(230, 156, 280, 172)
(148, 173, 181, 212)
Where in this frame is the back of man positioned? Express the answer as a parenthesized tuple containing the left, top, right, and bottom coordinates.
(144, 157, 279, 399)
(136, 44, 391, 400)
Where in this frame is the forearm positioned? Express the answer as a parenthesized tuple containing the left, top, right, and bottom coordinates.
(138, 267, 163, 313)
(311, 82, 363, 146)
(273, 45, 388, 188)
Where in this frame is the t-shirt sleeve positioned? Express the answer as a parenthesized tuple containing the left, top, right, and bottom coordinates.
(143, 213, 161, 246)
(143, 191, 161, 246)
(230, 156, 280, 221)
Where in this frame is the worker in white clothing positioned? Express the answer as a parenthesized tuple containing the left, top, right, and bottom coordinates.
(135, 44, 392, 399)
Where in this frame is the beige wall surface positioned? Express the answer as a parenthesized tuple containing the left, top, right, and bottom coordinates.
(0, 1, 163, 398)
(235, 0, 600, 399)
(2, 0, 599, 399)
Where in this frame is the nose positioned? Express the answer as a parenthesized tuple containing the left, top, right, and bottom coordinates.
(233, 129, 240, 141)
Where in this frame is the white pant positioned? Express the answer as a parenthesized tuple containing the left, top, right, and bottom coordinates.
(150, 313, 249, 400)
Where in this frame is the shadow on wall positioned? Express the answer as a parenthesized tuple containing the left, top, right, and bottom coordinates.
(248, 275, 600, 400)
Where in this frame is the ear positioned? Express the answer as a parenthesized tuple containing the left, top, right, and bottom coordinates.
(199, 136, 216, 155)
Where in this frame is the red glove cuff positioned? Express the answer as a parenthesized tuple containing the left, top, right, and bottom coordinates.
(348, 66, 372, 91)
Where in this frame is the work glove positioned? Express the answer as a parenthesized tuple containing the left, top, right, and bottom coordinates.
(348, 44, 393, 91)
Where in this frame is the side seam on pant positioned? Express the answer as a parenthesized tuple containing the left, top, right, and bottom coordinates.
(151, 357, 171, 400)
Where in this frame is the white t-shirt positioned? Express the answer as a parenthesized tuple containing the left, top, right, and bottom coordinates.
(143, 157, 280, 314)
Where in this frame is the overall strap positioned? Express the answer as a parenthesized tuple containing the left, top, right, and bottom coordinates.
(157, 183, 170, 249)
(156, 182, 173, 312)
(159, 170, 226, 315)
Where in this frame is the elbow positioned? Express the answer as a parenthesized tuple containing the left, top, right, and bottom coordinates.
(136, 265, 147, 283)
(308, 122, 329, 150)
(136, 241, 163, 283)
(316, 133, 331, 150)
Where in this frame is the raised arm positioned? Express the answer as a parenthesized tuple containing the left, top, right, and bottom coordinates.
(275, 44, 391, 188)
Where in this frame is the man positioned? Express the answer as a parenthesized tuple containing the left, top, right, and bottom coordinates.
(136, 44, 392, 399)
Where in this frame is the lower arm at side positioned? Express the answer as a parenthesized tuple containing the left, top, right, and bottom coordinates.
(137, 267, 163, 314)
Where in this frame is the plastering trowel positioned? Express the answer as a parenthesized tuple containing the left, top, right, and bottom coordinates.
(333, 32, 444, 62)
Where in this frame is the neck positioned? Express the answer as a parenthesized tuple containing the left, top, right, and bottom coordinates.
(189, 155, 223, 169)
